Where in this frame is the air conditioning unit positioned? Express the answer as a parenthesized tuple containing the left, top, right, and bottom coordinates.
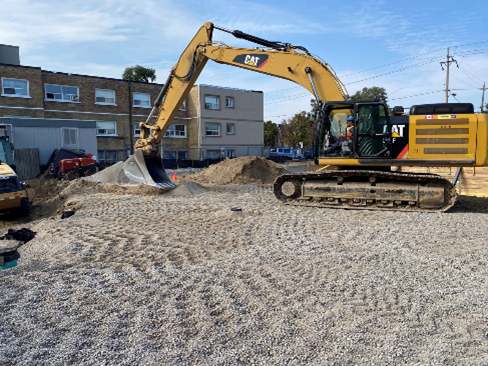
(70, 95, 79, 102)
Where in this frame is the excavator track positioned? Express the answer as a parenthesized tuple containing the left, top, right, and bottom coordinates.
(274, 170, 457, 212)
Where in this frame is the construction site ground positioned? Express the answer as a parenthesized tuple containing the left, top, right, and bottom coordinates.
(1, 157, 488, 365)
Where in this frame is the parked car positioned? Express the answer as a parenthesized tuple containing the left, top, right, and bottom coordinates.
(270, 148, 303, 159)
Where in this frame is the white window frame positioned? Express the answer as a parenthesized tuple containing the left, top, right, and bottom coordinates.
(61, 128, 79, 148)
(165, 124, 186, 138)
(179, 100, 186, 111)
(205, 123, 220, 136)
(1, 78, 30, 98)
(133, 93, 151, 108)
(134, 123, 141, 137)
(96, 121, 117, 136)
(204, 95, 219, 110)
(45, 83, 80, 103)
(226, 123, 235, 135)
(226, 97, 234, 108)
(95, 89, 116, 106)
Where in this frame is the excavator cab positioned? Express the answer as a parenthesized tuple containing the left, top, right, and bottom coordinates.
(316, 100, 391, 160)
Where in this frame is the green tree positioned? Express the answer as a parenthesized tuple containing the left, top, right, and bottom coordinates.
(264, 120, 279, 146)
(281, 111, 316, 147)
(484, 103, 488, 114)
(350, 86, 388, 104)
(122, 65, 156, 83)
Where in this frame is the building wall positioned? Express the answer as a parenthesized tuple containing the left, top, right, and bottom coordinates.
(0, 64, 168, 161)
(1, 63, 266, 162)
(0, 117, 97, 165)
(0, 65, 45, 118)
(198, 85, 264, 150)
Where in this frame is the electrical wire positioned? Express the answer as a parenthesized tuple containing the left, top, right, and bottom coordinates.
(345, 57, 445, 85)
(265, 92, 310, 102)
(459, 65, 485, 84)
(449, 72, 480, 89)
(456, 67, 483, 86)
(338, 48, 445, 78)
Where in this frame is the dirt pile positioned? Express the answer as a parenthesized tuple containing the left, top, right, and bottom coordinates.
(25, 178, 72, 206)
(177, 156, 287, 186)
(83, 162, 129, 184)
(166, 182, 207, 197)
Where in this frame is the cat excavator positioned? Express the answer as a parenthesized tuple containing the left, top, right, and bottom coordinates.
(124, 22, 488, 212)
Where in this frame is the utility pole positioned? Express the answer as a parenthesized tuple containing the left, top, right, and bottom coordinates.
(440, 47, 458, 103)
(481, 82, 486, 113)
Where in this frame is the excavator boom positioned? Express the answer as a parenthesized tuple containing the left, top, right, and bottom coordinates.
(124, 22, 347, 188)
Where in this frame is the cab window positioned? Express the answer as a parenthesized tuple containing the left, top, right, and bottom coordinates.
(0, 177, 19, 193)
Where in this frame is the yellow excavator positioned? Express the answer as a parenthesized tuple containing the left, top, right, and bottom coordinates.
(124, 22, 488, 212)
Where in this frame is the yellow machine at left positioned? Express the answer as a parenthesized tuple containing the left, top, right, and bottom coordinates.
(0, 163, 30, 217)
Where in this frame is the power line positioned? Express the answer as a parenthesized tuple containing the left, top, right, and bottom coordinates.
(265, 92, 309, 102)
(459, 65, 485, 84)
(389, 90, 445, 101)
(345, 57, 444, 85)
(338, 48, 445, 78)
(449, 72, 480, 89)
(457, 67, 483, 86)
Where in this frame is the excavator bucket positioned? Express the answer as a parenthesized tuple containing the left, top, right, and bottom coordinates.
(123, 150, 177, 190)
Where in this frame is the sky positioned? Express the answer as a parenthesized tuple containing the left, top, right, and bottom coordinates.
(1, 0, 487, 123)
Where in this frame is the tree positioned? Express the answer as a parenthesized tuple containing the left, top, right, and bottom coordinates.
(350, 86, 388, 104)
(484, 103, 488, 114)
(264, 120, 279, 146)
(122, 65, 156, 83)
(280, 111, 316, 147)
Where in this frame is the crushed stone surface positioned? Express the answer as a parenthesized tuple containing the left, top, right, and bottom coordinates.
(178, 156, 288, 185)
(1, 185, 488, 365)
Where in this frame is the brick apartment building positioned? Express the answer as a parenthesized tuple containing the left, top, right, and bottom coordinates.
(0, 44, 264, 162)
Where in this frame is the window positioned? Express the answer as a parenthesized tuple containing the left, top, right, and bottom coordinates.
(134, 123, 141, 137)
(98, 150, 118, 161)
(226, 123, 235, 135)
(96, 121, 117, 136)
(204, 96, 219, 109)
(62, 128, 78, 147)
(206, 123, 220, 136)
(165, 124, 186, 137)
(163, 151, 188, 159)
(133, 93, 150, 107)
(227, 149, 235, 158)
(179, 100, 186, 111)
(226, 97, 234, 108)
(4, 115, 31, 118)
(95, 89, 115, 105)
(45, 84, 79, 102)
(106, 151, 118, 161)
(1, 78, 29, 97)
(207, 150, 221, 159)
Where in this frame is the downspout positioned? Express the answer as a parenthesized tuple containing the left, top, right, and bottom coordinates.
(128, 81, 133, 154)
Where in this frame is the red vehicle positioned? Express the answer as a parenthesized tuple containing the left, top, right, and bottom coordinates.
(58, 154, 96, 181)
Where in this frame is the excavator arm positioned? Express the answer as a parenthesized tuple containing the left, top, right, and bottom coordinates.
(124, 22, 348, 187)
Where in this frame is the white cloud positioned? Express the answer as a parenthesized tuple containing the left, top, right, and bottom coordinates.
(0, 0, 130, 49)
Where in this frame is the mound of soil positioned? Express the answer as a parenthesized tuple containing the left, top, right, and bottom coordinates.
(84, 162, 129, 184)
(177, 156, 287, 186)
(166, 182, 207, 197)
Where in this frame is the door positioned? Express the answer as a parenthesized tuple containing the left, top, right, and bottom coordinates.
(355, 103, 389, 157)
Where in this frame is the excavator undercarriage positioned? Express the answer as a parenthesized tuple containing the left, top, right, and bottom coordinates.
(274, 170, 457, 212)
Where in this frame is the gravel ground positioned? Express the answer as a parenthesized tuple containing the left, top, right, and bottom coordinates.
(1, 186, 488, 365)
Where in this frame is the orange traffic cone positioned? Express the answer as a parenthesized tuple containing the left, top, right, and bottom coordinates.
(173, 172, 177, 181)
